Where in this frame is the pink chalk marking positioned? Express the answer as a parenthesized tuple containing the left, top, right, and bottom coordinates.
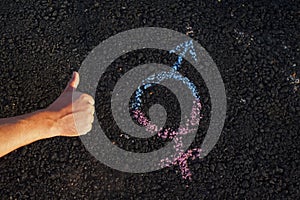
(132, 99, 202, 180)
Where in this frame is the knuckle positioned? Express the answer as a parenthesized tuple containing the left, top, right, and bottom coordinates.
(90, 97, 95, 105)
(80, 93, 89, 100)
(80, 93, 94, 105)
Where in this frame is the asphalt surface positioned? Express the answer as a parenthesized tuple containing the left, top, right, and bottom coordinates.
(0, 0, 299, 199)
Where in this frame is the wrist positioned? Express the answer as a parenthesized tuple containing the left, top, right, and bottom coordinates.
(36, 109, 61, 138)
(18, 109, 60, 141)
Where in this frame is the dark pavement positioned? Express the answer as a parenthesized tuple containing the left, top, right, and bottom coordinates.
(0, 0, 299, 199)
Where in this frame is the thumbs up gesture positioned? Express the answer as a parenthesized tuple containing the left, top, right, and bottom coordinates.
(47, 72, 95, 137)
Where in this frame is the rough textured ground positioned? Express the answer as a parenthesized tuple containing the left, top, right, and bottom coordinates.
(0, 0, 299, 199)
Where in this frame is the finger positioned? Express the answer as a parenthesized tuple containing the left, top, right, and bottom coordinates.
(86, 96, 95, 106)
(80, 93, 95, 105)
(64, 71, 80, 92)
(73, 103, 95, 114)
(72, 111, 93, 135)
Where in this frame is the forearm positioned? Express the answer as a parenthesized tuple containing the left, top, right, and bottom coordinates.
(0, 110, 57, 157)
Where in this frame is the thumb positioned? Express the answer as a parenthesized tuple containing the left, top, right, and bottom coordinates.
(64, 71, 80, 92)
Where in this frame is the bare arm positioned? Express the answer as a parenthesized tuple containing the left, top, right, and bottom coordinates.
(0, 110, 57, 157)
(0, 72, 95, 158)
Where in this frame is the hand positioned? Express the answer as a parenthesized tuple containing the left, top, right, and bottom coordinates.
(47, 72, 95, 137)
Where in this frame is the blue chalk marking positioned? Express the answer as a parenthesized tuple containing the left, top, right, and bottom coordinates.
(131, 40, 200, 110)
